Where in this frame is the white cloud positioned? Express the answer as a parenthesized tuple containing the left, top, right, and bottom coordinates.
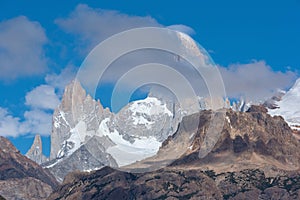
(19, 67, 76, 136)
(25, 85, 60, 110)
(0, 66, 77, 137)
(20, 109, 52, 136)
(55, 4, 161, 53)
(55, 5, 297, 104)
(0, 16, 48, 81)
(167, 24, 195, 35)
(1, 5, 296, 138)
(219, 61, 297, 102)
(0, 107, 52, 137)
(0, 107, 21, 137)
(45, 65, 76, 95)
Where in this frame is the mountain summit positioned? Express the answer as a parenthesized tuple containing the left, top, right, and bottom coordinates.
(25, 134, 48, 164)
(43, 80, 181, 181)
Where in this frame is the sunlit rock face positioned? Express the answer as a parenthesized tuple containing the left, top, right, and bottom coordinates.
(50, 80, 111, 160)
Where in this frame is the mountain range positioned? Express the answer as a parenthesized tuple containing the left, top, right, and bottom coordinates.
(48, 104, 300, 199)
(0, 77, 299, 199)
(36, 79, 255, 181)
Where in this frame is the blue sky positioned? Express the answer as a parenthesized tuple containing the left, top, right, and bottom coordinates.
(0, 0, 299, 156)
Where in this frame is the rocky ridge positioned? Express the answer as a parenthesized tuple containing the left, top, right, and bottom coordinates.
(48, 167, 300, 200)
(0, 136, 58, 200)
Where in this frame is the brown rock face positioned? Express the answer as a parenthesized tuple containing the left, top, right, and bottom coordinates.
(0, 136, 58, 200)
(246, 104, 268, 113)
(170, 106, 300, 173)
(0, 177, 52, 200)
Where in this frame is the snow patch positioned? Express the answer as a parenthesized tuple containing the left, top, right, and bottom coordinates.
(129, 97, 173, 129)
(268, 78, 300, 130)
(99, 118, 161, 167)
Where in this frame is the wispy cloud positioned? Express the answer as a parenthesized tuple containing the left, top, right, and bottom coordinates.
(0, 16, 48, 81)
(20, 109, 53, 136)
(25, 85, 60, 110)
(0, 67, 75, 137)
(55, 5, 298, 103)
(0, 107, 53, 137)
(45, 65, 76, 95)
(167, 24, 196, 35)
(219, 60, 297, 102)
(0, 107, 21, 137)
(0, 4, 297, 137)
(55, 4, 161, 53)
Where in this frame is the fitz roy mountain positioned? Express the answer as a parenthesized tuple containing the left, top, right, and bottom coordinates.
(41, 80, 183, 182)
(25, 79, 300, 180)
(26, 80, 251, 182)
(8, 77, 300, 199)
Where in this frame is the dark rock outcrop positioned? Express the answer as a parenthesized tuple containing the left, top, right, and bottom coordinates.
(48, 166, 222, 200)
(0, 137, 58, 200)
(49, 167, 300, 200)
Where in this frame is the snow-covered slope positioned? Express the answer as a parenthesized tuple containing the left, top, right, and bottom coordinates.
(50, 80, 112, 160)
(113, 96, 177, 143)
(268, 78, 300, 130)
(99, 117, 161, 166)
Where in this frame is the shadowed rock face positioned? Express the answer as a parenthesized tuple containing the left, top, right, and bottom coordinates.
(48, 166, 222, 200)
(0, 137, 58, 200)
(43, 135, 118, 183)
(49, 167, 300, 200)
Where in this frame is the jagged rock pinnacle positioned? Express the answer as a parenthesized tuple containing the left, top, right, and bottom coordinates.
(25, 134, 48, 164)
